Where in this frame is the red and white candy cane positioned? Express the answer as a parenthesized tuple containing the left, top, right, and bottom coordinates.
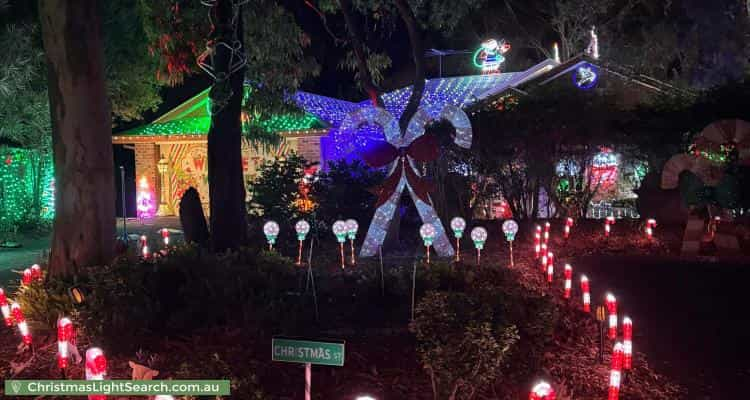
(11, 302, 31, 345)
(540, 244, 548, 272)
(30, 264, 42, 281)
(563, 264, 572, 299)
(605, 216, 615, 237)
(534, 232, 541, 259)
(645, 219, 657, 240)
(543, 222, 550, 244)
(564, 217, 573, 239)
(140, 235, 149, 258)
(58, 317, 74, 369)
(86, 347, 108, 400)
(22, 268, 32, 286)
(581, 275, 591, 312)
(0, 288, 11, 326)
(546, 252, 554, 283)
(529, 381, 556, 400)
(606, 293, 618, 339)
(161, 228, 170, 246)
(622, 317, 633, 370)
(608, 342, 624, 400)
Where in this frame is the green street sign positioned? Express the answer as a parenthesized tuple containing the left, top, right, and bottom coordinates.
(272, 338, 345, 367)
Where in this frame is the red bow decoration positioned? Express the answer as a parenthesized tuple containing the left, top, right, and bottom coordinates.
(362, 133, 439, 207)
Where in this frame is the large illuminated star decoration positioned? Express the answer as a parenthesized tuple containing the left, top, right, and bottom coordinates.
(473, 39, 511, 74)
(573, 63, 599, 90)
(339, 105, 473, 257)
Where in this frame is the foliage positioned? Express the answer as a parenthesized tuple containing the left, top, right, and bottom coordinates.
(77, 245, 305, 351)
(410, 290, 519, 399)
(248, 153, 309, 223)
(174, 352, 266, 400)
(313, 159, 384, 232)
(15, 277, 75, 330)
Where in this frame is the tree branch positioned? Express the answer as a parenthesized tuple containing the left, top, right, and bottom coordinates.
(338, 0, 384, 107)
(303, 0, 346, 45)
(393, 0, 425, 131)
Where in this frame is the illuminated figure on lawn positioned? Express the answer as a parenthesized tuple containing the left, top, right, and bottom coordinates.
(136, 176, 156, 221)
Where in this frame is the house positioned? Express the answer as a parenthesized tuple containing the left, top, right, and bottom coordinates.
(114, 54, 675, 217)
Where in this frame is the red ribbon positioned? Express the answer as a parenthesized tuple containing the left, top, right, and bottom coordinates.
(362, 134, 439, 207)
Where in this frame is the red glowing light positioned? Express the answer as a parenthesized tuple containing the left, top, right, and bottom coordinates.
(529, 381, 556, 400)
(564, 264, 572, 299)
(606, 293, 618, 339)
(581, 276, 590, 312)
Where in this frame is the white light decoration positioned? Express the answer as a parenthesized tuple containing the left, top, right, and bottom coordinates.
(450, 217, 466, 238)
(501, 219, 518, 242)
(586, 26, 599, 59)
(471, 227, 487, 249)
(473, 38, 511, 74)
(553, 42, 560, 63)
(420, 223, 437, 245)
(332, 220, 348, 243)
(295, 220, 311, 241)
(345, 219, 359, 240)
(530, 381, 556, 400)
(573, 63, 599, 90)
(263, 221, 280, 249)
(343, 105, 472, 259)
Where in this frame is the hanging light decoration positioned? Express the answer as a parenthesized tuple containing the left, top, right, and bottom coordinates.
(263, 221, 280, 251)
(0, 288, 12, 326)
(608, 342, 624, 400)
(346, 219, 359, 265)
(57, 317, 74, 370)
(450, 217, 466, 262)
(529, 381, 556, 400)
(622, 317, 633, 370)
(420, 223, 437, 264)
(295, 220, 311, 266)
(581, 275, 591, 312)
(11, 302, 31, 345)
(606, 293, 618, 339)
(333, 220, 348, 269)
(563, 264, 573, 299)
(471, 227, 487, 266)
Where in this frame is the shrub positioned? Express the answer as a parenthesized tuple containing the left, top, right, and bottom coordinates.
(410, 291, 519, 400)
(248, 153, 309, 223)
(15, 276, 75, 330)
(174, 352, 266, 400)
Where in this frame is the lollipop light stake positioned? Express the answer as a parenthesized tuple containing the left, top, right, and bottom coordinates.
(471, 227, 487, 266)
(450, 217, 466, 262)
(420, 223, 437, 264)
(295, 220, 311, 266)
(502, 220, 518, 268)
(263, 221, 280, 251)
(346, 219, 359, 265)
(333, 220, 348, 269)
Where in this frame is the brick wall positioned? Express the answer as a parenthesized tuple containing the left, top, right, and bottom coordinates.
(296, 136, 321, 164)
(134, 143, 161, 208)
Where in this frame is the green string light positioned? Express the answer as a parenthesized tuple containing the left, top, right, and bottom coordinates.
(0, 148, 54, 230)
(119, 114, 324, 137)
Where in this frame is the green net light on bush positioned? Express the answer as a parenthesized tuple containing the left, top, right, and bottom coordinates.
(263, 221, 280, 250)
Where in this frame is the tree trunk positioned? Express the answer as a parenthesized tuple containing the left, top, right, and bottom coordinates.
(38, 0, 115, 277)
(207, 0, 248, 252)
(394, 0, 425, 131)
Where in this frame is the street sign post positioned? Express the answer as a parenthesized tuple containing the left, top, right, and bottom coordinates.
(272, 338, 345, 400)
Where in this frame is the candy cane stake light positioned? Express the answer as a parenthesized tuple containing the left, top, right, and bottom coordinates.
(534, 232, 541, 259)
(546, 252, 554, 283)
(608, 342, 624, 400)
(564, 217, 573, 239)
(606, 293, 618, 339)
(645, 219, 656, 240)
(263, 221, 280, 251)
(160, 228, 170, 246)
(471, 227, 487, 266)
(543, 222, 550, 244)
(563, 264, 572, 299)
(450, 217, 466, 262)
(0, 288, 11, 326)
(57, 317, 74, 370)
(622, 317, 633, 370)
(540, 244, 548, 272)
(21, 268, 32, 286)
(30, 264, 42, 281)
(420, 223, 437, 264)
(529, 381, 556, 400)
(581, 275, 591, 312)
(605, 216, 615, 238)
(346, 219, 359, 265)
(86, 347, 108, 400)
(139, 235, 149, 258)
(11, 302, 31, 345)
(333, 220, 348, 269)
(502, 220, 518, 268)
(295, 220, 311, 266)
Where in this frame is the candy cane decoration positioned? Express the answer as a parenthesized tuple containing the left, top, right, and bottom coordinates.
(85, 347, 107, 400)
(581, 275, 591, 312)
(58, 317, 74, 369)
(160, 228, 170, 246)
(534, 232, 541, 259)
(563, 264, 572, 299)
(564, 217, 573, 239)
(645, 219, 657, 240)
(11, 302, 31, 345)
(22, 268, 32, 286)
(30, 264, 42, 281)
(543, 222, 550, 244)
(0, 288, 11, 326)
(606, 293, 618, 339)
(622, 317, 633, 370)
(605, 216, 615, 237)
(140, 235, 149, 258)
(529, 381, 556, 400)
(540, 244, 548, 272)
(546, 252, 554, 283)
(608, 342, 624, 400)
